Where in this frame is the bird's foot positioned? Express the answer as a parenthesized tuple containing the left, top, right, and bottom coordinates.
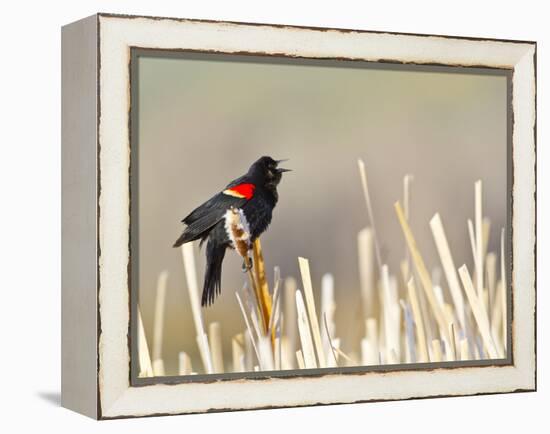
(241, 257, 253, 272)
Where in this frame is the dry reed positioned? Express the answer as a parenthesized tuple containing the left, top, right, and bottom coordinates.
(137, 160, 508, 376)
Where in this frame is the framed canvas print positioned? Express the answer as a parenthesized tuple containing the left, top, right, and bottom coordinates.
(61, 13, 536, 419)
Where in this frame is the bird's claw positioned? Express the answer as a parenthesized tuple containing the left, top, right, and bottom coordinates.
(241, 257, 253, 273)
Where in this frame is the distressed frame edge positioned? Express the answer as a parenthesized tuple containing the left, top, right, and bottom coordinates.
(95, 11, 537, 46)
(94, 14, 537, 419)
(61, 13, 100, 420)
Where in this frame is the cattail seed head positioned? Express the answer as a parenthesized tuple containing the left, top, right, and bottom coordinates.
(224, 207, 251, 258)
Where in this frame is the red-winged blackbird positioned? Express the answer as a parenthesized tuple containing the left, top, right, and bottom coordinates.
(173, 156, 290, 306)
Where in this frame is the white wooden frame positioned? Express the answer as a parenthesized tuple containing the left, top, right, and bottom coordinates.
(61, 13, 536, 419)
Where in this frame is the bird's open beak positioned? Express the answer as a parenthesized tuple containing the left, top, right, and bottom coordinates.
(276, 159, 291, 173)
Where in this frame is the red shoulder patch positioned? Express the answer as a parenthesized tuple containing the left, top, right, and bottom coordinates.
(223, 183, 255, 199)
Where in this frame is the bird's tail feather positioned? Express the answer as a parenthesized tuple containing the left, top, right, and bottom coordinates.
(202, 241, 226, 306)
(173, 231, 190, 248)
(173, 228, 205, 248)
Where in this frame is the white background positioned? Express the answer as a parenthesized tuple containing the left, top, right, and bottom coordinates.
(0, 1, 546, 432)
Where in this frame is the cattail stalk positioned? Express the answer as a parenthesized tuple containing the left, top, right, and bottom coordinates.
(235, 291, 261, 360)
(152, 270, 169, 366)
(209, 322, 224, 373)
(407, 278, 429, 363)
(321, 273, 336, 358)
(283, 277, 298, 361)
(431, 339, 443, 362)
(365, 318, 379, 364)
(296, 289, 317, 368)
(323, 313, 339, 367)
(180, 243, 213, 374)
(357, 159, 382, 269)
(395, 202, 451, 345)
(231, 334, 245, 372)
(475, 181, 484, 300)
(298, 257, 327, 368)
(178, 351, 192, 375)
(295, 350, 306, 369)
(458, 265, 498, 358)
(137, 307, 154, 377)
(430, 213, 466, 330)
(252, 239, 273, 333)
(152, 359, 165, 376)
(382, 265, 400, 362)
(459, 338, 470, 361)
(358, 228, 376, 319)
(500, 229, 507, 354)
(400, 299, 416, 363)
(486, 252, 497, 322)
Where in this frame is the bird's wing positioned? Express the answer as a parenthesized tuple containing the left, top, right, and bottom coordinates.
(175, 182, 256, 246)
(182, 192, 247, 226)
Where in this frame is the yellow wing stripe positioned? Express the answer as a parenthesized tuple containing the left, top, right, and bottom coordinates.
(223, 189, 247, 199)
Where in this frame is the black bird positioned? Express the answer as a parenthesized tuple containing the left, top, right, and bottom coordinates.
(173, 156, 290, 306)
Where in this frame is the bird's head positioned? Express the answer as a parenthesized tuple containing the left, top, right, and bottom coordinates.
(248, 156, 291, 188)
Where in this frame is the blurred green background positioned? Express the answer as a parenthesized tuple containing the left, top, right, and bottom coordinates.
(136, 53, 508, 375)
